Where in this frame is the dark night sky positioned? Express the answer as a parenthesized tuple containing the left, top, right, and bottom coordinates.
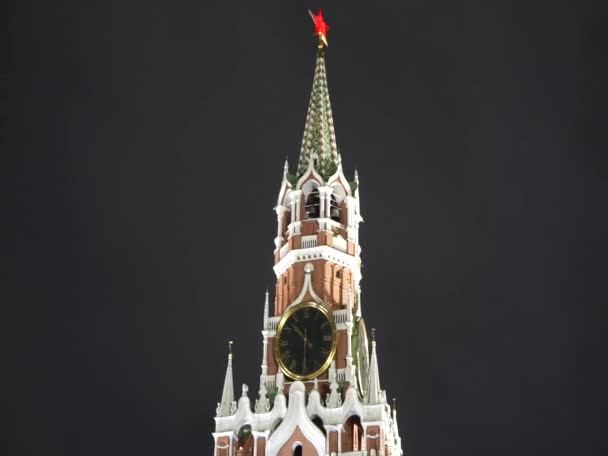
(6, 0, 608, 455)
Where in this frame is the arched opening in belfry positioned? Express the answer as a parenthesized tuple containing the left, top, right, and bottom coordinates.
(236, 425, 253, 452)
(305, 188, 320, 219)
(342, 415, 363, 452)
(329, 193, 341, 222)
(293, 444, 303, 456)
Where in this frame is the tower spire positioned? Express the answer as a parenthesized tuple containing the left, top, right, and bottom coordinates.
(263, 289, 270, 330)
(366, 329, 382, 404)
(297, 10, 338, 177)
(217, 341, 235, 416)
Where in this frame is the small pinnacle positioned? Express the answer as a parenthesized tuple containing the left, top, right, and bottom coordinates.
(228, 340, 233, 354)
(393, 397, 397, 411)
(371, 328, 376, 341)
(283, 159, 289, 175)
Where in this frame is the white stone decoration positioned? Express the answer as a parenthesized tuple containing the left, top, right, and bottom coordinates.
(285, 262, 323, 310)
(267, 382, 325, 456)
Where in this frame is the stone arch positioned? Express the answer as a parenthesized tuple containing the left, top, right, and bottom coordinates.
(235, 424, 254, 456)
(329, 192, 341, 222)
(281, 189, 293, 207)
(305, 188, 321, 219)
(293, 443, 303, 456)
(275, 426, 322, 456)
(342, 415, 363, 452)
(301, 179, 320, 197)
(331, 183, 346, 203)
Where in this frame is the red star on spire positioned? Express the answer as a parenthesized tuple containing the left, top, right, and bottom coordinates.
(309, 9, 330, 47)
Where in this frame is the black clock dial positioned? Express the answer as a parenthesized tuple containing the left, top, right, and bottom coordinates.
(275, 302, 337, 380)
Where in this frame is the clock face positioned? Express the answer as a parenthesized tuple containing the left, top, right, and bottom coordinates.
(275, 302, 337, 381)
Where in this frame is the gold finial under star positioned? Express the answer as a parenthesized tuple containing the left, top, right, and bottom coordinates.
(309, 8, 330, 47)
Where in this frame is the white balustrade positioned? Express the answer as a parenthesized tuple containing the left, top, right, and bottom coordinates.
(268, 316, 280, 331)
(333, 309, 348, 324)
(301, 235, 318, 249)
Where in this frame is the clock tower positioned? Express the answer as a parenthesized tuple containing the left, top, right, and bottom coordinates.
(212, 10, 403, 456)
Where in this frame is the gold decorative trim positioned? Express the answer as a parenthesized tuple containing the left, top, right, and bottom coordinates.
(355, 318, 369, 397)
(274, 301, 337, 381)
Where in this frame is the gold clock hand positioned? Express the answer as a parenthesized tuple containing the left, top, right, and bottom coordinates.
(292, 324, 313, 349)
(292, 324, 306, 341)
(302, 328, 307, 372)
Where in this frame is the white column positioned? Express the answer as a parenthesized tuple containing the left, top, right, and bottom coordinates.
(276, 207, 283, 238)
(346, 323, 353, 364)
(319, 189, 325, 219)
(261, 331, 268, 375)
(345, 292, 354, 382)
(346, 198, 354, 229)
(275, 206, 286, 249)
(290, 197, 296, 223)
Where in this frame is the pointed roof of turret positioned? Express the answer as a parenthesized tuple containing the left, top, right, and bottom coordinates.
(297, 11, 339, 178)
(366, 329, 382, 404)
(392, 398, 401, 436)
(263, 289, 270, 330)
(217, 341, 234, 416)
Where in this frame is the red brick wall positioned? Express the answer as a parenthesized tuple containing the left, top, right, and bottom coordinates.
(276, 426, 320, 456)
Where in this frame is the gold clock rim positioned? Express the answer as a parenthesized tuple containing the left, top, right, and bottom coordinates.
(355, 318, 369, 397)
(274, 301, 338, 381)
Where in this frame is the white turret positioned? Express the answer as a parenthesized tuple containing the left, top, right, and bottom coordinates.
(257, 291, 271, 413)
(366, 329, 382, 405)
(217, 341, 235, 417)
(262, 289, 269, 331)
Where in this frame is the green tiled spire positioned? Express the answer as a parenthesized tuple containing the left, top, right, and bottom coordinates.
(297, 51, 339, 178)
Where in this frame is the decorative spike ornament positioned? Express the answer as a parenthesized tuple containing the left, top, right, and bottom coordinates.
(297, 10, 339, 177)
(367, 330, 382, 404)
(263, 289, 269, 330)
(217, 341, 235, 416)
